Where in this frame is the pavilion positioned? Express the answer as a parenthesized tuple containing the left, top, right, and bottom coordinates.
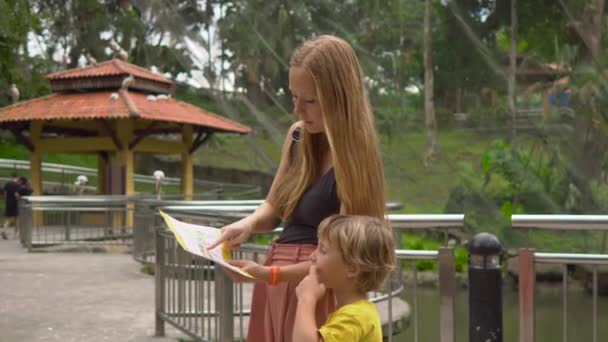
(0, 59, 252, 198)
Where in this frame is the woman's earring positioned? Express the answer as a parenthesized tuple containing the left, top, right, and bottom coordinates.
(291, 127, 302, 142)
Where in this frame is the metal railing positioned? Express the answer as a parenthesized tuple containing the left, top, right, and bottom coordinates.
(133, 200, 257, 264)
(17, 196, 266, 253)
(19, 195, 134, 251)
(0, 157, 259, 190)
(132, 200, 410, 264)
(153, 208, 465, 342)
(513, 215, 608, 342)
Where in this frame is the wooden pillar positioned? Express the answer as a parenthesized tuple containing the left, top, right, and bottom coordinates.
(518, 249, 535, 342)
(29, 121, 43, 226)
(97, 154, 107, 194)
(181, 124, 194, 200)
(29, 121, 43, 195)
(117, 119, 135, 196)
(116, 119, 135, 227)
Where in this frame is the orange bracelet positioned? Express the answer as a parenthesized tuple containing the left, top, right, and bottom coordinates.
(269, 266, 280, 286)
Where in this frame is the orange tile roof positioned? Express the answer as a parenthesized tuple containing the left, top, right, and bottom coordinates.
(47, 59, 173, 85)
(0, 91, 251, 134)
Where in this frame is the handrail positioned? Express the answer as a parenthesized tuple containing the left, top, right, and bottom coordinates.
(512, 214, 608, 230)
(533, 252, 608, 265)
(518, 249, 608, 342)
(390, 214, 464, 229)
(0, 157, 259, 189)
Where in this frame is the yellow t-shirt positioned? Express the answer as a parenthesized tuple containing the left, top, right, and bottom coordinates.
(318, 299, 382, 342)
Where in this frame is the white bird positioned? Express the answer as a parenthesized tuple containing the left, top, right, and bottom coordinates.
(153, 170, 165, 181)
(9, 83, 19, 103)
(109, 40, 120, 52)
(62, 53, 69, 67)
(85, 53, 97, 66)
(121, 75, 135, 90)
(76, 175, 88, 185)
(118, 49, 128, 61)
(146, 95, 157, 101)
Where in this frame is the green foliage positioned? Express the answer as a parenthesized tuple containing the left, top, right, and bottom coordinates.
(400, 233, 468, 273)
(401, 233, 438, 271)
(454, 247, 468, 273)
(447, 137, 577, 244)
(140, 264, 155, 276)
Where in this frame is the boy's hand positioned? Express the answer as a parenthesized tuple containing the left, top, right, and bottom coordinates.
(296, 266, 326, 302)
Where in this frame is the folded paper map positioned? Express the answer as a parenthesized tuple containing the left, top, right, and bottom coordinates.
(159, 211, 253, 278)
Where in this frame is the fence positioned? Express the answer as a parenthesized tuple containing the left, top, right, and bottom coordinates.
(153, 207, 464, 341)
(513, 215, 608, 342)
(0, 158, 263, 198)
(18, 195, 134, 251)
(133, 200, 406, 265)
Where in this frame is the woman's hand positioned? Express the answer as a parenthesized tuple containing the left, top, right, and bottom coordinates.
(295, 266, 326, 303)
(223, 259, 269, 283)
(208, 220, 254, 250)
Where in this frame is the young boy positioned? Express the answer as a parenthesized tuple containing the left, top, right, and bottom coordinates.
(293, 215, 396, 342)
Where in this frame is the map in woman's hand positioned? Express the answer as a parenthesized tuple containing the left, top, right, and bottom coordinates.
(159, 211, 253, 278)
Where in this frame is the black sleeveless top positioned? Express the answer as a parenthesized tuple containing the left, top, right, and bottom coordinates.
(275, 129, 341, 245)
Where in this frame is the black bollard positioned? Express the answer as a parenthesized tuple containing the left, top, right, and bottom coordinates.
(468, 232, 503, 342)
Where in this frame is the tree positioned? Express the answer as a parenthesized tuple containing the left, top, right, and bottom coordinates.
(30, 0, 211, 77)
(423, 0, 439, 166)
(0, 0, 49, 106)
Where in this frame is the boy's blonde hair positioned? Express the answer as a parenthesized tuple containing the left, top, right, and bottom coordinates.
(318, 215, 396, 293)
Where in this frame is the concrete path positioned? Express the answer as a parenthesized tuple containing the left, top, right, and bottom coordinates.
(0, 235, 187, 342)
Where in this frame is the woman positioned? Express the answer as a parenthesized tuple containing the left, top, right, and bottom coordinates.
(208, 34, 386, 342)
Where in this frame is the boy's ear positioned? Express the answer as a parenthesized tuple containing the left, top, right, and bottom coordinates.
(345, 262, 360, 279)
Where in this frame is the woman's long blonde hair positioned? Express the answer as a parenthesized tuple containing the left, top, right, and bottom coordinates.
(271, 35, 386, 221)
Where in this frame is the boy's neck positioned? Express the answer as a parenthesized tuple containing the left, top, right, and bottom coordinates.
(334, 288, 367, 308)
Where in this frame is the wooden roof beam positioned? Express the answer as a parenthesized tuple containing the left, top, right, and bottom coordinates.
(99, 119, 123, 150)
(129, 121, 159, 150)
(8, 123, 34, 152)
(190, 131, 213, 154)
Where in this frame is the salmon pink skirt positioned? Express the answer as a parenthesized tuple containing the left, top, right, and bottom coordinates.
(247, 242, 336, 342)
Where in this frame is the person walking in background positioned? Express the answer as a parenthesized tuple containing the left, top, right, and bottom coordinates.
(2, 173, 21, 240)
(293, 215, 395, 342)
(14, 176, 33, 239)
(208, 35, 387, 342)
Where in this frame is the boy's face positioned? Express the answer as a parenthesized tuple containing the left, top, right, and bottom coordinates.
(310, 240, 355, 290)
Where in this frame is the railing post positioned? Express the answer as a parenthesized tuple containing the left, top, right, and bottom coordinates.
(468, 233, 503, 342)
(155, 228, 166, 337)
(215, 267, 234, 342)
(438, 247, 456, 342)
(518, 248, 535, 342)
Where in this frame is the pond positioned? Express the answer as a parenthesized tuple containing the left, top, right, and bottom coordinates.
(395, 282, 608, 341)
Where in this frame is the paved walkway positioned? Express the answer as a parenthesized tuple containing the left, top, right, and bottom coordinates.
(0, 236, 187, 342)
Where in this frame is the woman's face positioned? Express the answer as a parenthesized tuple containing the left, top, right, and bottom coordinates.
(289, 67, 324, 133)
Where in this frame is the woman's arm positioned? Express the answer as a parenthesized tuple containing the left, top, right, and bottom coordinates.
(226, 259, 311, 283)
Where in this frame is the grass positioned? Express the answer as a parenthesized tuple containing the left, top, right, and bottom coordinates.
(380, 130, 494, 213)
(192, 130, 500, 214)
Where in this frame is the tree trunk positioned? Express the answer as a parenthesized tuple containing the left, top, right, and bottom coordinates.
(557, 0, 606, 212)
(508, 0, 518, 142)
(423, 0, 439, 166)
